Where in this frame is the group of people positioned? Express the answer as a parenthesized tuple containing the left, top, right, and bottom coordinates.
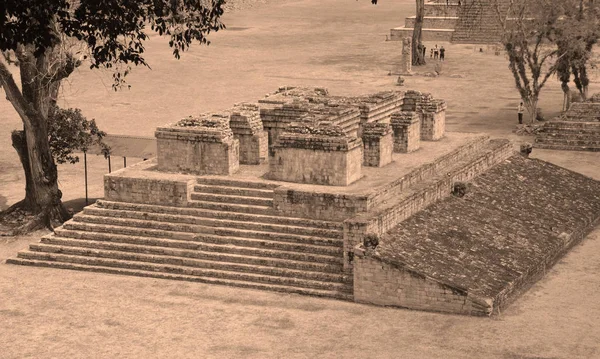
(421, 44, 446, 61)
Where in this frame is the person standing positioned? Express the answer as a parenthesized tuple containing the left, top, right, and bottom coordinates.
(439, 46, 445, 61)
(517, 101, 525, 124)
(433, 44, 439, 59)
(422, 45, 427, 59)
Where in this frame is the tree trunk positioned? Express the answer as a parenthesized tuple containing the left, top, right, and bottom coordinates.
(0, 46, 71, 229)
(412, 0, 426, 66)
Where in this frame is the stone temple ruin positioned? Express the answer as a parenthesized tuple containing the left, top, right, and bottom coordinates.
(8, 87, 600, 316)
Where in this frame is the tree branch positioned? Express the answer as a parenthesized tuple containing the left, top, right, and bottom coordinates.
(0, 58, 36, 128)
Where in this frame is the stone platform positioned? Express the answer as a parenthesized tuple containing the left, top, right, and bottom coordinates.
(354, 155, 600, 315)
(9, 129, 600, 317)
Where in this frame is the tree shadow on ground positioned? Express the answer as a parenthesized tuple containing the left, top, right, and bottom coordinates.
(0, 195, 7, 211)
(63, 197, 101, 214)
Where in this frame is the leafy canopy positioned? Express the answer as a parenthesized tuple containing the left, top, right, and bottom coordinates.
(1, 0, 226, 87)
(47, 106, 110, 164)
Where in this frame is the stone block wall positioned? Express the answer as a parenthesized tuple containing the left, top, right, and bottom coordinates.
(361, 123, 393, 167)
(104, 159, 195, 206)
(365, 135, 491, 212)
(230, 103, 269, 164)
(268, 125, 363, 186)
(353, 248, 491, 316)
(156, 114, 240, 175)
(273, 190, 369, 222)
(391, 111, 421, 153)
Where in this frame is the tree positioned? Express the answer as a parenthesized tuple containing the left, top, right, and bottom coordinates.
(370, 0, 425, 66)
(490, 0, 600, 122)
(412, 0, 426, 66)
(0, 0, 226, 233)
(491, 0, 564, 123)
(555, 0, 600, 109)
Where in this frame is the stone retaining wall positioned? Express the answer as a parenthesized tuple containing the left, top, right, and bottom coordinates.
(104, 159, 195, 207)
(342, 139, 514, 271)
(353, 248, 491, 316)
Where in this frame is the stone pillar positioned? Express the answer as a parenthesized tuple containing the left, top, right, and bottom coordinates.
(420, 97, 447, 141)
(401, 37, 412, 75)
(156, 114, 239, 175)
(391, 111, 421, 153)
(361, 123, 393, 167)
(230, 103, 269, 164)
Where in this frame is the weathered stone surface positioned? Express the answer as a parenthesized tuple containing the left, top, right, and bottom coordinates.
(156, 113, 239, 175)
(356, 155, 600, 315)
(361, 123, 393, 167)
(391, 111, 421, 152)
(268, 124, 363, 186)
(535, 95, 600, 151)
(230, 103, 268, 164)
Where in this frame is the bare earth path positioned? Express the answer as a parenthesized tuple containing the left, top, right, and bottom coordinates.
(1, 0, 600, 358)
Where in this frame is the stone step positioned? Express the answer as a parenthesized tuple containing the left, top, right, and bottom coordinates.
(197, 177, 280, 190)
(64, 219, 344, 249)
(424, 4, 459, 17)
(405, 16, 459, 30)
(83, 206, 342, 239)
(535, 133, 600, 141)
(6, 258, 353, 300)
(390, 27, 454, 42)
(534, 137, 600, 146)
(29, 242, 344, 279)
(193, 184, 274, 199)
(538, 128, 600, 136)
(540, 122, 600, 132)
(532, 143, 600, 152)
(14, 251, 351, 292)
(190, 192, 273, 207)
(50, 230, 345, 264)
(187, 200, 275, 215)
(96, 200, 343, 230)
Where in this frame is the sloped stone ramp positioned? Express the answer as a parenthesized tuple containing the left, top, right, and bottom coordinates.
(354, 155, 600, 316)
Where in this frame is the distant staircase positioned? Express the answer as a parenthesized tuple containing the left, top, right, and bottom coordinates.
(8, 178, 352, 300)
(534, 121, 600, 152)
(390, 0, 512, 44)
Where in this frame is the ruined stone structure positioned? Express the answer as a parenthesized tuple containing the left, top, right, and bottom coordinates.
(8, 86, 600, 317)
(391, 111, 421, 153)
(268, 123, 364, 186)
(156, 113, 240, 175)
(535, 96, 600, 152)
(229, 103, 269, 164)
(361, 123, 394, 167)
(390, 0, 511, 44)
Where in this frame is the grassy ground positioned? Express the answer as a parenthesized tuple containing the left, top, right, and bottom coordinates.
(1, 0, 599, 357)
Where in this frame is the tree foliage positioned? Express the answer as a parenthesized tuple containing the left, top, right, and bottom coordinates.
(492, 0, 599, 122)
(0, 0, 226, 233)
(1, 0, 226, 88)
(47, 106, 110, 164)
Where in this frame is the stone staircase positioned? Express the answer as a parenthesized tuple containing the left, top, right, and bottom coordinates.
(390, 1, 458, 42)
(534, 121, 600, 152)
(390, 0, 512, 44)
(451, 0, 510, 44)
(7, 178, 352, 300)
